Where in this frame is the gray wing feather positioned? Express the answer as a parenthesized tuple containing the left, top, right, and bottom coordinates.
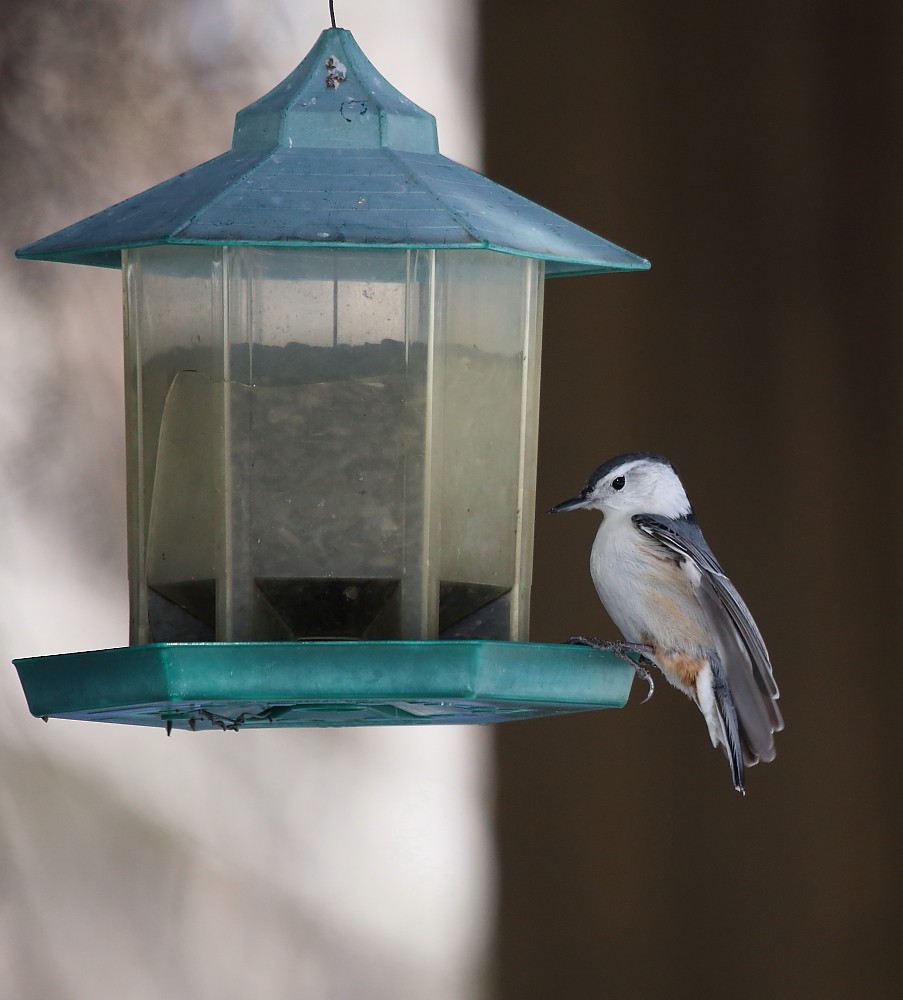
(632, 513, 783, 765)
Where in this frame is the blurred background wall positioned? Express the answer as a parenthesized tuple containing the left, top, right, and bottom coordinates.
(487, 1, 903, 998)
(0, 3, 490, 998)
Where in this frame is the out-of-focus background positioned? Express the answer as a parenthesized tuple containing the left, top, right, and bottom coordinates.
(489, 2, 903, 998)
(3, 1, 902, 998)
(0, 3, 488, 998)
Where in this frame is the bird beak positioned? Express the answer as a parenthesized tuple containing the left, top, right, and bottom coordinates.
(548, 493, 593, 514)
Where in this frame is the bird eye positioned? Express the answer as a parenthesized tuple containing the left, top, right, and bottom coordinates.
(611, 475, 626, 491)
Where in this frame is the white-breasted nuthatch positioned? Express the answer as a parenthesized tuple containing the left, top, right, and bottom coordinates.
(550, 452, 782, 793)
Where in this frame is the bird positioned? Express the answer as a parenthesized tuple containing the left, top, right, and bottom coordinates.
(549, 452, 782, 793)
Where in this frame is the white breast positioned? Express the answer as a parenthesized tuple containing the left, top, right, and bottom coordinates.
(588, 514, 710, 654)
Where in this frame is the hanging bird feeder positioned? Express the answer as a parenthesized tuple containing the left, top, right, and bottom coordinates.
(13, 22, 649, 731)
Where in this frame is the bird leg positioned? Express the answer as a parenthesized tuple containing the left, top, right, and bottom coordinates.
(567, 635, 656, 703)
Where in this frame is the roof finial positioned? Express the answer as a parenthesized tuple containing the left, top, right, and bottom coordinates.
(329, 1, 337, 29)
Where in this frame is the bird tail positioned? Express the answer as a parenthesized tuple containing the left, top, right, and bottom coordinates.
(708, 655, 746, 794)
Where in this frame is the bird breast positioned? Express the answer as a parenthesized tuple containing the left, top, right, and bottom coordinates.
(589, 516, 711, 657)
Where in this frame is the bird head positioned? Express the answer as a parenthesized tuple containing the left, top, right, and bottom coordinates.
(549, 452, 692, 520)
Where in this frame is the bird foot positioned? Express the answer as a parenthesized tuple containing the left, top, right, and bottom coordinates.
(567, 635, 656, 703)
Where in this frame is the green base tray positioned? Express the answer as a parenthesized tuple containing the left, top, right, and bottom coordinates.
(12, 641, 635, 730)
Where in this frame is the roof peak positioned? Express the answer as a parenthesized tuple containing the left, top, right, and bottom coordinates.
(231, 28, 438, 154)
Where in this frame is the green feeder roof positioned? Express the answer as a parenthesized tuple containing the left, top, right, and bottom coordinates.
(16, 27, 650, 276)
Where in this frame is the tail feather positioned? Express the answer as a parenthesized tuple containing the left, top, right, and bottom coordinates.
(708, 655, 746, 794)
(696, 575, 781, 765)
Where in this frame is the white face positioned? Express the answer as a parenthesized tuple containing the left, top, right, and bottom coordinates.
(557, 457, 692, 519)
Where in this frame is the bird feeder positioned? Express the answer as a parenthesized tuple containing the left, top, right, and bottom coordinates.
(13, 25, 649, 730)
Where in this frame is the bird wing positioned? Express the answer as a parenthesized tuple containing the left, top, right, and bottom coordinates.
(632, 513, 783, 764)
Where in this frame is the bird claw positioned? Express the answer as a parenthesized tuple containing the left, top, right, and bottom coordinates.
(630, 660, 656, 704)
(567, 635, 656, 703)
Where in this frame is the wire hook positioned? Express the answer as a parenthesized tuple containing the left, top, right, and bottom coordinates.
(329, 1, 337, 29)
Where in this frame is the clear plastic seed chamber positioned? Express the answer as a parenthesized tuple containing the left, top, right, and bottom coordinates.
(127, 245, 542, 645)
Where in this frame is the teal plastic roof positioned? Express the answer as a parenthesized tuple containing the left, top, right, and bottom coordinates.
(16, 28, 649, 277)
